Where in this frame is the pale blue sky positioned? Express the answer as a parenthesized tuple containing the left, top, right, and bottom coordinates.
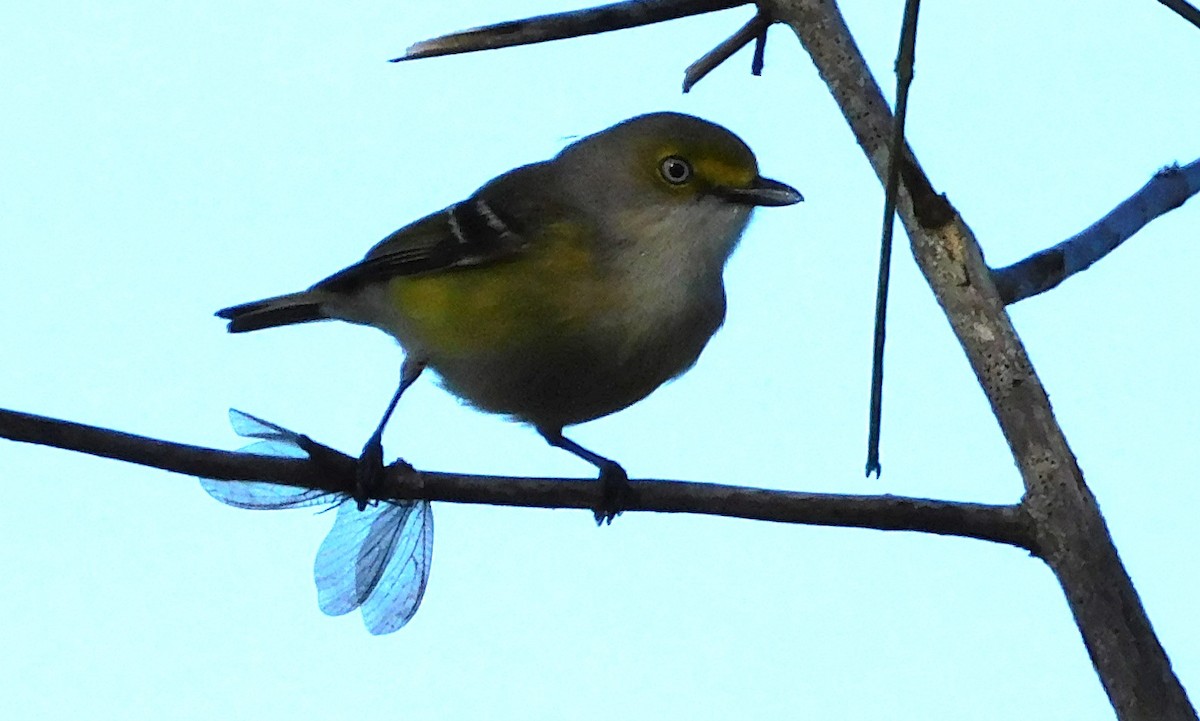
(1, 1, 1197, 719)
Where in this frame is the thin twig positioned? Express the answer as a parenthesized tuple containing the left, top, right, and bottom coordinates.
(0, 406, 1032, 548)
(683, 12, 770, 92)
(1159, 0, 1200, 30)
(993, 158, 1200, 304)
(393, 0, 748, 62)
(751, 22, 768, 74)
(866, 0, 921, 478)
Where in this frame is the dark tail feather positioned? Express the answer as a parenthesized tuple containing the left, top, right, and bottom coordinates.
(216, 291, 328, 333)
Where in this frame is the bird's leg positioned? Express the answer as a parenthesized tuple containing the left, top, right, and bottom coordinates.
(538, 426, 631, 525)
(355, 358, 426, 510)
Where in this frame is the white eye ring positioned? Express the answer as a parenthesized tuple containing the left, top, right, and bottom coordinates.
(659, 156, 693, 185)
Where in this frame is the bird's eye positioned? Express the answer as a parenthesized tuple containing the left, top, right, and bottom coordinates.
(659, 156, 693, 185)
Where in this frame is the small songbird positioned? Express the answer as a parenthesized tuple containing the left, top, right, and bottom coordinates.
(217, 112, 801, 523)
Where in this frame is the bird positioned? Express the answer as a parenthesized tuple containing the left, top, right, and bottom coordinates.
(217, 112, 801, 523)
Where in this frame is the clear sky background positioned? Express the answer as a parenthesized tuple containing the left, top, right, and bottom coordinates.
(2, 1, 1197, 719)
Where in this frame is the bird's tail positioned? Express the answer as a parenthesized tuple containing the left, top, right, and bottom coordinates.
(216, 291, 330, 333)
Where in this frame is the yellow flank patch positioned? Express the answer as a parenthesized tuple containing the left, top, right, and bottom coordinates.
(387, 221, 605, 357)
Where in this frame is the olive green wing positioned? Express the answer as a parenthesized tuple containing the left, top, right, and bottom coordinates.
(314, 163, 553, 293)
(216, 162, 569, 333)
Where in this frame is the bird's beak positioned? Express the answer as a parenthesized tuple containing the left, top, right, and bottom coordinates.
(719, 176, 803, 207)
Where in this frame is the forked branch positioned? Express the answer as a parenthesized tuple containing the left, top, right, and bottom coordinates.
(399, 1, 1200, 306)
(682, 11, 770, 92)
(770, 0, 1195, 717)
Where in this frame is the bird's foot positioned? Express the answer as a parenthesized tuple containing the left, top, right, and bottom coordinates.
(594, 463, 632, 526)
(354, 437, 386, 511)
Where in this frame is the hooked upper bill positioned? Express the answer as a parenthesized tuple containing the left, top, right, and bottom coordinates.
(717, 175, 803, 207)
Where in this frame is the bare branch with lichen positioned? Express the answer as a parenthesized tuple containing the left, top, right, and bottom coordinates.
(11, 0, 1198, 717)
(769, 0, 1195, 716)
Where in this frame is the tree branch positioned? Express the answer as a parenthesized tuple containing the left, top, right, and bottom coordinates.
(0, 406, 1031, 547)
(391, 0, 749, 62)
(682, 11, 769, 92)
(768, 1, 1196, 718)
(1160, 0, 1200, 30)
(13, 2, 1195, 716)
(994, 158, 1200, 304)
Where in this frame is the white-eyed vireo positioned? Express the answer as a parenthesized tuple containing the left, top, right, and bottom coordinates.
(218, 112, 801, 523)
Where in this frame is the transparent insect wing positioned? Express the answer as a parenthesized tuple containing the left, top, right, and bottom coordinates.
(205, 408, 435, 633)
(361, 501, 434, 635)
(228, 408, 297, 441)
(315, 500, 385, 616)
(201, 478, 331, 510)
(200, 409, 334, 509)
(314, 499, 434, 633)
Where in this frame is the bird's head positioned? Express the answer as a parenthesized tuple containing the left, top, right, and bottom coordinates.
(555, 112, 802, 270)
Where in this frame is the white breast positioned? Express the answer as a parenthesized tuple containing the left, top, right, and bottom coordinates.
(605, 197, 752, 357)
